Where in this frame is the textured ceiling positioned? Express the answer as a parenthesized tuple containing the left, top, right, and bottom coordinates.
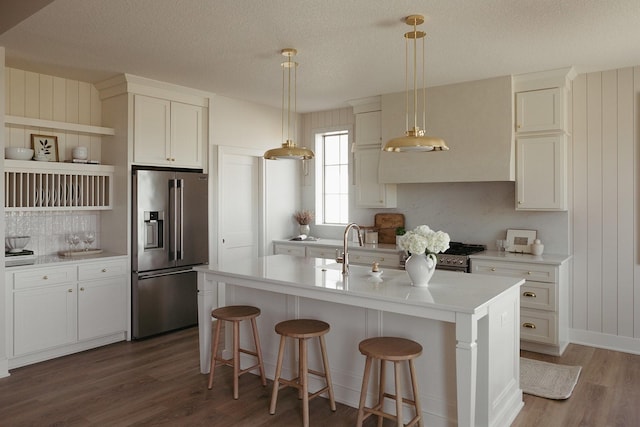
(1, 0, 640, 112)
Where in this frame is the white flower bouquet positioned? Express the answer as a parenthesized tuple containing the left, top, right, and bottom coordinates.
(398, 225, 450, 255)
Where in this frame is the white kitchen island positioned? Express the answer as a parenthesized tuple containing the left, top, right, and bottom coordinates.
(195, 255, 524, 427)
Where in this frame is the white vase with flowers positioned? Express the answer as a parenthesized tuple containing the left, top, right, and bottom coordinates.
(398, 225, 450, 287)
(294, 210, 313, 236)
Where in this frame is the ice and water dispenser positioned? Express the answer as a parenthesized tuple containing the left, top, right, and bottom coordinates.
(143, 211, 164, 250)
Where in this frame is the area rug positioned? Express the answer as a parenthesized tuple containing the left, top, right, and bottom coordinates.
(520, 357, 582, 399)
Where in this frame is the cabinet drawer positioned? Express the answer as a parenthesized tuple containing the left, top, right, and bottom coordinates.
(13, 266, 77, 289)
(307, 247, 339, 259)
(521, 309, 557, 345)
(520, 281, 556, 311)
(78, 260, 127, 281)
(274, 244, 305, 257)
(471, 260, 556, 283)
(349, 251, 400, 268)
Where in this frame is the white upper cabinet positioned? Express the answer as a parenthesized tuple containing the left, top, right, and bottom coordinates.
(354, 147, 396, 208)
(134, 94, 204, 168)
(516, 135, 567, 210)
(354, 111, 381, 147)
(515, 88, 565, 134)
(513, 67, 575, 211)
(349, 96, 397, 208)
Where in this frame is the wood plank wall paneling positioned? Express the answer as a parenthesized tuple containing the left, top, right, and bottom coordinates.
(4, 68, 102, 162)
(571, 66, 640, 340)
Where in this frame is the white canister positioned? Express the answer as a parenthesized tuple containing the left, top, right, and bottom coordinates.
(72, 146, 88, 160)
(530, 239, 544, 256)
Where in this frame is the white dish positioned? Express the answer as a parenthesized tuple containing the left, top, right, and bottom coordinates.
(5, 147, 34, 160)
(367, 270, 383, 278)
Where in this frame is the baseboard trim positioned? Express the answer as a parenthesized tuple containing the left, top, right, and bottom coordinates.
(569, 329, 640, 355)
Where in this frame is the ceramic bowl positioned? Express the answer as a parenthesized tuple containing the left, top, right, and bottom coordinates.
(5, 147, 34, 160)
(367, 270, 383, 278)
(5, 236, 31, 253)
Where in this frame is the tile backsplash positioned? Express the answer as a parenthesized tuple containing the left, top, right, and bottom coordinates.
(5, 212, 100, 255)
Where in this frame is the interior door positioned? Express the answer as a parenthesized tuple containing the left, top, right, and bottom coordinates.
(218, 147, 262, 268)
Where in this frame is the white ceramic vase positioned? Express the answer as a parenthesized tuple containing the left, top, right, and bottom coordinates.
(405, 252, 437, 287)
(299, 224, 310, 235)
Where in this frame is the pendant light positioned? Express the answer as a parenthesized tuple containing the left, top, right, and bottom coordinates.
(264, 48, 314, 160)
(383, 15, 449, 153)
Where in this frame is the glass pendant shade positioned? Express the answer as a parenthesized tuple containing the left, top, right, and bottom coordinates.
(264, 48, 314, 160)
(383, 15, 448, 153)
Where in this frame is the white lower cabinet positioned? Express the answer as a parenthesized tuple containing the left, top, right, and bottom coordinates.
(470, 254, 569, 355)
(7, 257, 127, 367)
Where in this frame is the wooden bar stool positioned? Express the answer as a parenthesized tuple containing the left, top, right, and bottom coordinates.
(356, 337, 423, 427)
(207, 305, 266, 399)
(269, 319, 336, 427)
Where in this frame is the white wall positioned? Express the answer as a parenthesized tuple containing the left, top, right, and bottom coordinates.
(570, 67, 640, 353)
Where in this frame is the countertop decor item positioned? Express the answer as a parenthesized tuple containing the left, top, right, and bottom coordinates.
(264, 48, 314, 160)
(505, 228, 537, 253)
(5, 236, 31, 253)
(4, 147, 34, 160)
(374, 213, 405, 244)
(72, 146, 88, 160)
(530, 239, 544, 256)
(397, 225, 450, 286)
(294, 209, 313, 235)
(383, 14, 448, 153)
(31, 134, 59, 162)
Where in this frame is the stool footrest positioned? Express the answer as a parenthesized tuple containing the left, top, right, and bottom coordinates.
(382, 392, 417, 407)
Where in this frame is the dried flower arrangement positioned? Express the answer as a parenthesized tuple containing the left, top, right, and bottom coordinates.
(293, 210, 314, 225)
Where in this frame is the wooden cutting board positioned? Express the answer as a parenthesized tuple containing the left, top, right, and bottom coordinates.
(374, 213, 405, 244)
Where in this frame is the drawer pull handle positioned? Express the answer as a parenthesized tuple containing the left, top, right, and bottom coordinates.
(43, 275, 49, 280)
(490, 267, 496, 272)
(522, 322, 537, 329)
(380, 258, 384, 262)
(80, 287, 85, 291)
(102, 268, 107, 273)
(527, 271, 533, 275)
(523, 291, 537, 298)
(68, 289, 73, 293)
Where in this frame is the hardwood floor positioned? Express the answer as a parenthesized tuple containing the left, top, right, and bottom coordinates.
(0, 327, 638, 426)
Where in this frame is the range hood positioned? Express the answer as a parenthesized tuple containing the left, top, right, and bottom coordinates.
(378, 75, 515, 183)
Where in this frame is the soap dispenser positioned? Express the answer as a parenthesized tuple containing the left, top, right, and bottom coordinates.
(530, 239, 544, 256)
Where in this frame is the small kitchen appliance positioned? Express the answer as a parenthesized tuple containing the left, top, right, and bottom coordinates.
(436, 242, 486, 273)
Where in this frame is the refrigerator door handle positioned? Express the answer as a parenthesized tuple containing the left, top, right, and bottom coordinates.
(168, 179, 177, 261)
(177, 178, 184, 260)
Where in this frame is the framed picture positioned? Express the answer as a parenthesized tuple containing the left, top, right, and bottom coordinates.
(31, 134, 59, 162)
(505, 229, 537, 253)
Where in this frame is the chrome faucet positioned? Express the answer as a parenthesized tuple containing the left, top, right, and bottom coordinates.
(336, 222, 363, 275)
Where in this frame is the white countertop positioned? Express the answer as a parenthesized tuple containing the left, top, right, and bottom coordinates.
(470, 250, 571, 265)
(5, 251, 127, 270)
(195, 254, 523, 315)
(273, 238, 401, 254)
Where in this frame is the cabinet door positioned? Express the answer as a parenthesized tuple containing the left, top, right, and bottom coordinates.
(516, 135, 567, 211)
(14, 284, 77, 356)
(515, 88, 564, 133)
(133, 94, 171, 166)
(355, 111, 381, 147)
(78, 277, 126, 341)
(354, 147, 396, 208)
(273, 243, 305, 256)
(171, 101, 203, 168)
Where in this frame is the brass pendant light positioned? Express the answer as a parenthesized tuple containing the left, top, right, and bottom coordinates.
(383, 15, 449, 153)
(264, 48, 315, 160)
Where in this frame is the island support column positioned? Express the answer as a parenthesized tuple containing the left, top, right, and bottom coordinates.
(197, 273, 225, 373)
(455, 312, 478, 427)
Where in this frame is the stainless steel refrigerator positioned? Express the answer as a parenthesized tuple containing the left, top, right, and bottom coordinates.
(132, 167, 208, 339)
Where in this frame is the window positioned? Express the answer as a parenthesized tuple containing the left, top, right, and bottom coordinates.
(315, 130, 349, 225)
